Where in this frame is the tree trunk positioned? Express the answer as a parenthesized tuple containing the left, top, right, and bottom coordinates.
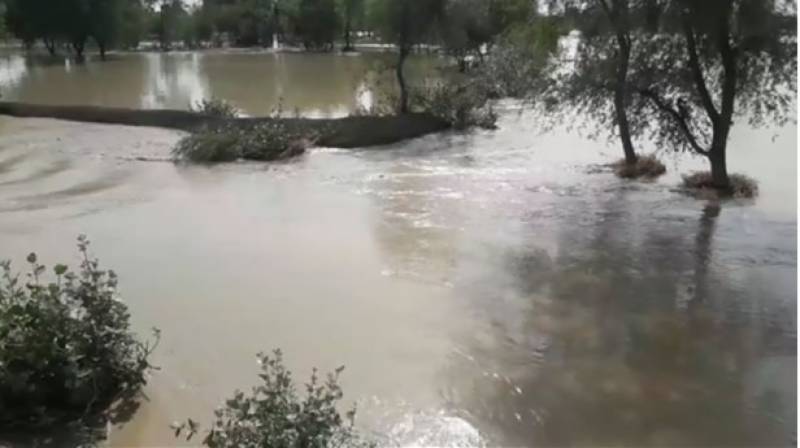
(72, 39, 86, 62)
(396, 46, 409, 114)
(457, 55, 467, 73)
(343, 16, 353, 51)
(44, 37, 57, 56)
(708, 147, 729, 190)
(99, 42, 107, 61)
(599, 0, 637, 165)
(708, 3, 737, 191)
(614, 38, 637, 165)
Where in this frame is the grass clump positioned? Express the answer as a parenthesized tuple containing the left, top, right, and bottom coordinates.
(172, 123, 311, 163)
(613, 154, 667, 179)
(192, 98, 240, 118)
(173, 349, 373, 448)
(411, 81, 497, 130)
(682, 172, 759, 198)
(0, 236, 158, 434)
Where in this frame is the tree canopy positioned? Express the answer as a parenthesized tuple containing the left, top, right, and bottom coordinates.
(539, 0, 797, 188)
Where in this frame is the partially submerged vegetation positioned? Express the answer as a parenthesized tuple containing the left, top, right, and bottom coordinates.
(613, 155, 667, 180)
(682, 172, 759, 199)
(0, 236, 158, 436)
(411, 81, 497, 131)
(173, 349, 373, 448)
(192, 98, 240, 119)
(172, 123, 312, 163)
(172, 84, 495, 164)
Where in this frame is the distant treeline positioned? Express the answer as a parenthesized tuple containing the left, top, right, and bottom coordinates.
(0, 0, 537, 58)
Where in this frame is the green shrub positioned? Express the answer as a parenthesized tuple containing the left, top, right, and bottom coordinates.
(613, 154, 667, 179)
(174, 349, 373, 448)
(192, 99, 240, 118)
(411, 81, 497, 130)
(172, 123, 311, 163)
(682, 172, 759, 198)
(0, 236, 158, 432)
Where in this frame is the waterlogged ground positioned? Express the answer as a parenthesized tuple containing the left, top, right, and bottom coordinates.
(0, 52, 796, 447)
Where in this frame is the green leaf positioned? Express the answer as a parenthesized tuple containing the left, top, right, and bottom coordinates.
(54, 264, 68, 276)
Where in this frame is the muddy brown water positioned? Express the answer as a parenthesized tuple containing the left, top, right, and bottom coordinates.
(0, 51, 796, 447)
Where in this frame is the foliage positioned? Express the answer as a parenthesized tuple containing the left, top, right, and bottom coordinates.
(192, 98, 241, 118)
(440, 0, 493, 70)
(5, 0, 143, 58)
(0, 236, 159, 432)
(370, 0, 445, 49)
(89, 0, 122, 58)
(537, 0, 646, 164)
(370, 0, 445, 112)
(118, 0, 149, 50)
(172, 123, 311, 163)
(536, 0, 796, 189)
(475, 16, 561, 98)
(411, 80, 497, 130)
(154, 0, 190, 51)
(173, 349, 374, 448)
(628, 0, 797, 152)
(203, 0, 276, 47)
(682, 171, 758, 198)
(338, 0, 364, 50)
(613, 154, 666, 179)
(294, 0, 339, 50)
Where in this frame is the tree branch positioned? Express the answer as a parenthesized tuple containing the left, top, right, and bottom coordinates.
(682, 14, 720, 124)
(637, 87, 709, 156)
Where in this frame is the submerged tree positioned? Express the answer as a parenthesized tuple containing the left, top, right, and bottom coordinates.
(441, 0, 493, 71)
(338, 0, 363, 51)
(539, 0, 650, 167)
(539, 0, 795, 187)
(155, 0, 189, 51)
(90, 0, 125, 60)
(5, 0, 148, 58)
(372, 0, 445, 113)
(294, 0, 339, 50)
(629, 0, 796, 190)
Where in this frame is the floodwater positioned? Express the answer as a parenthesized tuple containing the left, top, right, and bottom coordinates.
(0, 52, 796, 447)
(0, 51, 437, 117)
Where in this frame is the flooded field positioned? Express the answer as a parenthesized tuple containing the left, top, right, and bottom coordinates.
(0, 52, 796, 446)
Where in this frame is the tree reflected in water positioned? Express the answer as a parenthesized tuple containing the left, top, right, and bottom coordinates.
(443, 191, 795, 447)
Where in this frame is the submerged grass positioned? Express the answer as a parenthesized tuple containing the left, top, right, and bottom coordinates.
(682, 172, 759, 199)
(613, 154, 667, 179)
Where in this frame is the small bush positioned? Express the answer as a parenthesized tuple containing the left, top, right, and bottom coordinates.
(172, 123, 311, 163)
(173, 349, 373, 448)
(0, 236, 158, 432)
(192, 99, 240, 118)
(411, 81, 497, 130)
(682, 172, 759, 198)
(613, 154, 667, 179)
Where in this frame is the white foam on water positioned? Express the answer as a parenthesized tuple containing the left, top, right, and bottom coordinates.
(384, 411, 485, 448)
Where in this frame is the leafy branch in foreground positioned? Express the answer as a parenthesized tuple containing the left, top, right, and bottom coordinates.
(0, 236, 159, 433)
(173, 349, 373, 448)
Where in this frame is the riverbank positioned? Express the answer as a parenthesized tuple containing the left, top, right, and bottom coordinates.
(0, 102, 449, 148)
